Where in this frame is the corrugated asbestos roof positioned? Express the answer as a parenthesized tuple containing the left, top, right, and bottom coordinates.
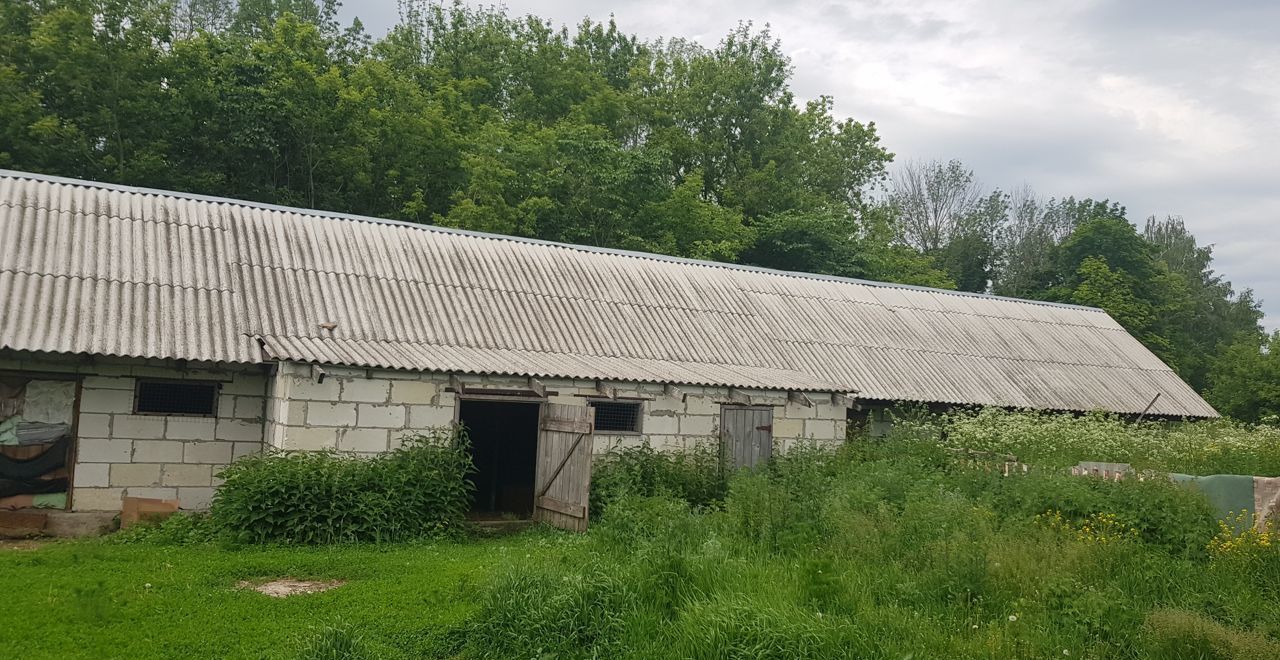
(0, 170, 1218, 417)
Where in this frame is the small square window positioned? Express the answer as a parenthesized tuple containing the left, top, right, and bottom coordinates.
(135, 380, 219, 416)
(589, 400, 642, 433)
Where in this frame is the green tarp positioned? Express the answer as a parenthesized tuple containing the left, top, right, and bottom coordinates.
(1171, 473, 1256, 529)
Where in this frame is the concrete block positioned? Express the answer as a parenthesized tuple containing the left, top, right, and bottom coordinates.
(220, 374, 266, 396)
(73, 463, 110, 488)
(307, 402, 358, 427)
(648, 395, 684, 413)
(43, 511, 119, 538)
(183, 441, 234, 464)
(81, 375, 133, 391)
(773, 417, 805, 439)
(644, 415, 678, 435)
(804, 419, 838, 440)
(390, 380, 438, 404)
(161, 463, 213, 487)
(132, 440, 185, 463)
(215, 419, 264, 442)
(77, 438, 132, 463)
(684, 396, 719, 416)
(111, 415, 166, 439)
(342, 378, 390, 403)
(276, 361, 310, 378)
(177, 487, 216, 510)
(339, 428, 389, 453)
(165, 416, 217, 440)
(547, 395, 581, 406)
(78, 387, 136, 414)
(408, 404, 455, 429)
(678, 415, 716, 436)
(358, 404, 406, 428)
(72, 487, 125, 511)
(264, 424, 287, 451)
(217, 394, 237, 417)
(289, 375, 341, 401)
(110, 463, 162, 487)
(786, 401, 818, 419)
(813, 402, 846, 420)
(280, 427, 338, 451)
(234, 396, 265, 420)
(432, 391, 457, 408)
(232, 442, 261, 459)
(268, 398, 306, 426)
(77, 413, 112, 438)
(125, 487, 177, 501)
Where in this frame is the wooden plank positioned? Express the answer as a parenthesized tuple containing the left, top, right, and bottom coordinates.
(534, 403, 595, 532)
(541, 418, 592, 434)
(721, 405, 773, 470)
(537, 496, 586, 518)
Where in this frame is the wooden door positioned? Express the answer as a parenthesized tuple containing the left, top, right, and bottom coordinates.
(534, 403, 595, 531)
(721, 405, 773, 469)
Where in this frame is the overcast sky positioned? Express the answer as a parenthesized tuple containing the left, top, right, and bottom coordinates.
(339, 1, 1278, 330)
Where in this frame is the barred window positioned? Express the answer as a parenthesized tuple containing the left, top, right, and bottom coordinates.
(135, 380, 219, 416)
(589, 400, 642, 433)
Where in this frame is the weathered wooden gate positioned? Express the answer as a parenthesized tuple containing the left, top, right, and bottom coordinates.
(533, 403, 595, 531)
(721, 405, 773, 469)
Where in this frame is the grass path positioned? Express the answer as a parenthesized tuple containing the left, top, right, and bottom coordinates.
(0, 532, 562, 659)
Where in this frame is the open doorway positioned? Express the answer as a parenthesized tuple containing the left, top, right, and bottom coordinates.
(457, 399, 541, 519)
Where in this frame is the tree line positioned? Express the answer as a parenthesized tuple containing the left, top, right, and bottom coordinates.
(0, 0, 1272, 421)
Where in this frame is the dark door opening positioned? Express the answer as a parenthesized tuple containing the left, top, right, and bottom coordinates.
(458, 399, 541, 519)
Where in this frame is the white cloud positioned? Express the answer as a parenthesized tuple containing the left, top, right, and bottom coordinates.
(340, 0, 1279, 329)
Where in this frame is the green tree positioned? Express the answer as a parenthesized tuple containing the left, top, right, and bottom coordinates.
(890, 159, 1004, 292)
(1207, 332, 1280, 423)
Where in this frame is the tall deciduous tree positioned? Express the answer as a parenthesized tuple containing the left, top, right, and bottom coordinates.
(890, 159, 1005, 291)
(1207, 332, 1280, 424)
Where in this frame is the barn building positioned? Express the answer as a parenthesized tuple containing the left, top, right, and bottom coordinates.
(0, 170, 1216, 530)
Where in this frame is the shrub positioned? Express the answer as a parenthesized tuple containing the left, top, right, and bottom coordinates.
(109, 512, 220, 545)
(986, 472, 1218, 556)
(590, 440, 727, 516)
(1143, 609, 1280, 659)
(211, 427, 473, 544)
(466, 566, 633, 659)
(938, 408, 1280, 476)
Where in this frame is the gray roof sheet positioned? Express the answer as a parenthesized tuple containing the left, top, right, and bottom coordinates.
(0, 170, 1217, 416)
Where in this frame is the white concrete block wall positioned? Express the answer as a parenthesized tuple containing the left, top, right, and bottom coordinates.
(0, 353, 268, 512)
(265, 363, 455, 455)
(267, 366, 847, 460)
(4, 352, 848, 513)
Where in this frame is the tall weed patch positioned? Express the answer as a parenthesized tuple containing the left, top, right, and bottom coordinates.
(941, 409, 1280, 476)
(590, 440, 727, 516)
(464, 424, 1280, 659)
(211, 428, 473, 544)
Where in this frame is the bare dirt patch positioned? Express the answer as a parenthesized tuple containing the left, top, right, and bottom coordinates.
(237, 578, 346, 597)
(1, 539, 50, 551)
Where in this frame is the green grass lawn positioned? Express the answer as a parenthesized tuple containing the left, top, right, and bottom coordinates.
(0, 532, 570, 659)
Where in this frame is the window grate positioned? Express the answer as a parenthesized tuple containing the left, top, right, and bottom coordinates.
(589, 400, 641, 433)
(135, 380, 219, 416)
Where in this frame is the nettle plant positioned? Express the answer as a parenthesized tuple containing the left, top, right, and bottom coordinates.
(211, 427, 474, 544)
